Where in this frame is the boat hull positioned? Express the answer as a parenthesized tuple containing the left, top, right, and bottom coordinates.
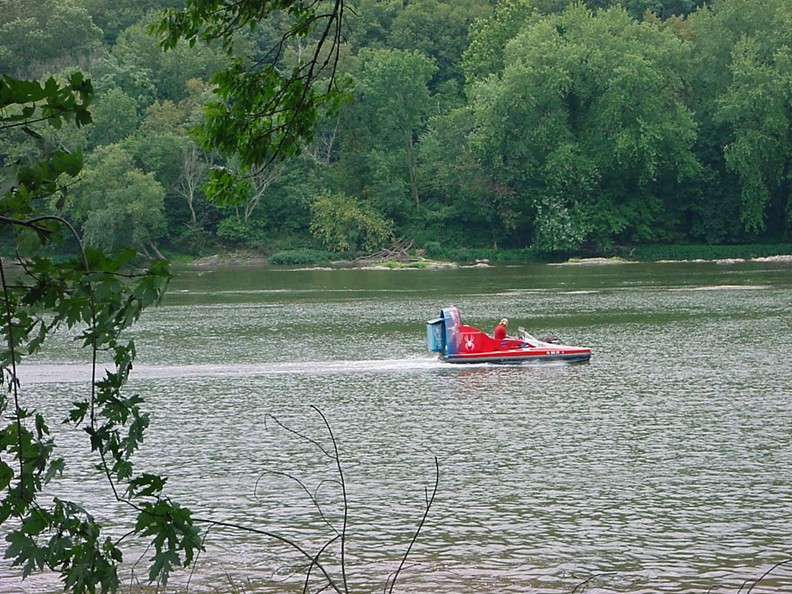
(441, 350, 591, 365)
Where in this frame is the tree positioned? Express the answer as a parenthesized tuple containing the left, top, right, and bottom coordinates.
(310, 191, 394, 252)
(69, 144, 168, 256)
(718, 39, 792, 235)
(89, 87, 140, 146)
(89, 52, 158, 110)
(176, 144, 209, 225)
(467, 4, 699, 251)
(80, 0, 182, 44)
(620, 0, 709, 20)
(355, 48, 436, 211)
(112, 18, 230, 103)
(463, 0, 541, 81)
(126, 101, 189, 181)
(415, 106, 503, 247)
(690, 0, 792, 238)
(0, 0, 103, 78)
(242, 162, 287, 224)
(356, 0, 492, 92)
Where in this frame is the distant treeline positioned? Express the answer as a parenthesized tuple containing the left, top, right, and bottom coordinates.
(1, 0, 791, 260)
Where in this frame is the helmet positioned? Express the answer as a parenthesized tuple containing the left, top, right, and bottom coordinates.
(500, 318, 508, 326)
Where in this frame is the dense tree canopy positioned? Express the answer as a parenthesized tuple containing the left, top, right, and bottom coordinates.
(468, 5, 700, 251)
(2, 0, 791, 261)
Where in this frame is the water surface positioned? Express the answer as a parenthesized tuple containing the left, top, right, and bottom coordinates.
(3, 260, 792, 593)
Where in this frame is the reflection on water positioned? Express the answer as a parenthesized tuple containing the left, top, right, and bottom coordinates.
(3, 261, 792, 593)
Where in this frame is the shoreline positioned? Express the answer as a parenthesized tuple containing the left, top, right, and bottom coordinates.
(552, 254, 792, 266)
(182, 252, 792, 269)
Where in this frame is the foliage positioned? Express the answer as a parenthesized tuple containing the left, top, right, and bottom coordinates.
(216, 214, 268, 248)
(384, 0, 492, 91)
(112, 17, 229, 103)
(1, 73, 93, 134)
(268, 248, 336, 265)
(150, 0, 349, 204)
(89, 52, 158, 109)
(89, 87, 140, 146)
(4, 0, 792, 266)
(0, 249, 196, 593)
(707, 0, 792, 235)
(2, 71, 200, 593)
(620, 0, 709, 20)
(124, 100, 193, 191)
(467, 4, 700, 250)
(310, 191, 395, 252)
(463, 0, 539, 81)
(68, 144, 167, 255)
(0, 0, 103, 78)
(352, 48, 437, 211)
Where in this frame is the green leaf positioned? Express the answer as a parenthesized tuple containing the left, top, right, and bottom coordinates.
(66, 400, 90, 425)
(128, 474, 168, 497)
(149, 550, 180, 584)
(0, 461, 13, 490)
(3, 531, 26, 558)
(43, 458, 65, 485)
(21, 125, 43, 140)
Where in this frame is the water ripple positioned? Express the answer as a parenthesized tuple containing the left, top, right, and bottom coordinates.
(3, 263, 792, 593)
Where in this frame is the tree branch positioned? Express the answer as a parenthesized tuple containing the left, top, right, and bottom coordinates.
(386, 456, 439, 594)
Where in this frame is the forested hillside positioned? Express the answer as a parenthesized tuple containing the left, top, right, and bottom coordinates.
(2, 0, 791, 261)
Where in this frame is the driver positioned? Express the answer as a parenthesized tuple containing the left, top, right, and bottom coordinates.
(494, 318, 509, 340)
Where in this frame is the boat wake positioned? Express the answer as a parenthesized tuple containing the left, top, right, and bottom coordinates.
(20, 357, 448, 384)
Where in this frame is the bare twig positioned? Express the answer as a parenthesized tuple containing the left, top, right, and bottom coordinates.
(187, 522, 217, 593)
(386, 456, 439, 594)
(216, 406, 437, 594)
(570, 571, 618, 594)
(255, 470, 342, 535)
(265, 412, 336, 459)
(129, 540, 155, 593)
(304, 535, 341, 594)
(744, 559, 792, 594)
(309, 405, 350, 594)
(192, 517, 343, 594)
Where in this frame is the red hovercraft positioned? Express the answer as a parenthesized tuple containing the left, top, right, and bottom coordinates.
(426, 306, 591, 364)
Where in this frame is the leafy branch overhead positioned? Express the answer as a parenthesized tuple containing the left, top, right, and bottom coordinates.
(1, 74, 92, 220)
(151, 0, 349, 205)
(0, 73, 93, 132)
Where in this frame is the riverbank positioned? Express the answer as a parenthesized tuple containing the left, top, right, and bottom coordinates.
(616, 243, 792, 262)
(180, 243, 792, 269)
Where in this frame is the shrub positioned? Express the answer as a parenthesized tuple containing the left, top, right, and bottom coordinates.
(310, 192, 394, 252)
(268, 249, 338, 265)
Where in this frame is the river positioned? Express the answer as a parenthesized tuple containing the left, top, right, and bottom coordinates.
(2, 259, 791, 593)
